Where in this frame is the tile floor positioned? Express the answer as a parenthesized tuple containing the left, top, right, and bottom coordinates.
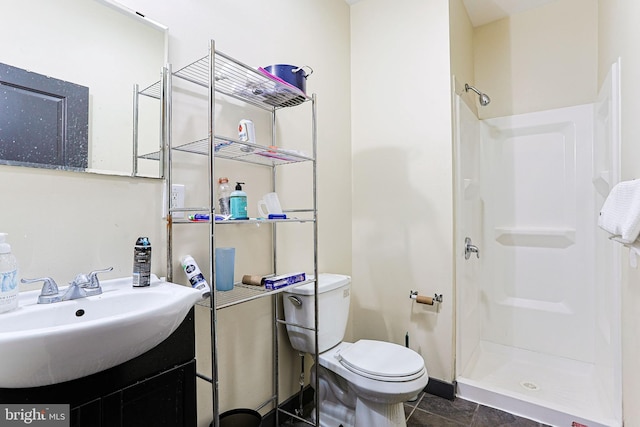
(282, 392, 551, 427)
(405, 392, 550, 427)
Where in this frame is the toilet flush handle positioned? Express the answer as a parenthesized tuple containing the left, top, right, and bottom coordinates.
(288, 295, 302, 307)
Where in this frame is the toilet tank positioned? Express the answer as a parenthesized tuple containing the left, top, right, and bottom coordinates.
(282, 273, 351, 354)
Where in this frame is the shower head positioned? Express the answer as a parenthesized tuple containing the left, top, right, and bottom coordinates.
(465, 83, 491, 106)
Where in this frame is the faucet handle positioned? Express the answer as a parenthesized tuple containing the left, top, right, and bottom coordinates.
(87, 267, 113, 288)
(70, 273, 90, 287)
(75, 267, 113, 297)
(21, 277, 61, 304)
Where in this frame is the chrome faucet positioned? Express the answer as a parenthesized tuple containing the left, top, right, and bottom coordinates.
(61, 280, 88, 301)
(21, 267, 113, 304)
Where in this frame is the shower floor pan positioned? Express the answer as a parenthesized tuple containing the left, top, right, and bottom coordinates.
(456, 341, 619, 427)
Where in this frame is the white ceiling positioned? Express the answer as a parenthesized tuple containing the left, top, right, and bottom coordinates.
(344, 0, 559, 27)
(461, 0, 559, 26)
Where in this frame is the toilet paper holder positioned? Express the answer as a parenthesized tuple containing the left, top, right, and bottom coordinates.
(409, 290, 443, 306)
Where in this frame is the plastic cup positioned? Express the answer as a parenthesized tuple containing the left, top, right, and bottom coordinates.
(215, 247, 235, 291)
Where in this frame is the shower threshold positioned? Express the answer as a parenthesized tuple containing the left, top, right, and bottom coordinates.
(456, 341, 619, 427)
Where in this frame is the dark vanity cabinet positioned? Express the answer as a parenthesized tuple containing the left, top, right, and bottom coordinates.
(74, 360, 195, 427)
(0, 309, 196, 427)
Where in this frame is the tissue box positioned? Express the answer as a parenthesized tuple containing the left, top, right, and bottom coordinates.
(263, 272, 306, 290)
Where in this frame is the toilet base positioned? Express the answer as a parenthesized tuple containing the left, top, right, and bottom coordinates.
(354, 397, 406, 427)
(311, 404, 354, 427)
(309, 359, 419, 427)
(311, 398, 406, 427)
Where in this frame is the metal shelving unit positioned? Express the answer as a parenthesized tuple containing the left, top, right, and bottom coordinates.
(132, 80, 164, 175)
(149, 40, 319, 427)
(198, 278, 316, 310)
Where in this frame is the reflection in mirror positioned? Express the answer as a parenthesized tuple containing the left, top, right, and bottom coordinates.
(0, 0, 167, 177)
(0, 63, 89, 170)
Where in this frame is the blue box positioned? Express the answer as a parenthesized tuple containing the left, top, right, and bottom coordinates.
(263, 272, 306, 290)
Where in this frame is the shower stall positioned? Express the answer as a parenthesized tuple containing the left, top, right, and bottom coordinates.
(453, 62, 622, 427)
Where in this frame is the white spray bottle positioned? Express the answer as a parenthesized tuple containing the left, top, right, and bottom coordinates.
(180, 255, 211, 298)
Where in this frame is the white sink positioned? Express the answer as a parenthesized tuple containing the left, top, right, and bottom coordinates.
(0, 275, 203, 388)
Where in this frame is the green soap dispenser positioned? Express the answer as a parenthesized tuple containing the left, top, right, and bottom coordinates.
(230, 182, 248, 220)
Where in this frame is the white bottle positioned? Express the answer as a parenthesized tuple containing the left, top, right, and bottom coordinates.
(238, 119, 256, 143)
(180, 255, 211, 298)
(0, 233, 19, 313)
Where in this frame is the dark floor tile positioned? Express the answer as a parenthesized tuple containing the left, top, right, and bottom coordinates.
(407, 407, 468, 427)
(471, 405, 540, 427)
(416, 393, 478, 425)
(279, 391, 545, 427)
(405, 392, 424, 408)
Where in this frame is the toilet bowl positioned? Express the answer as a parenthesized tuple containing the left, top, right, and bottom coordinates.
(321, 341, 427, 403)
(313, 341, 428, 427)
(283, 274, 429, 427)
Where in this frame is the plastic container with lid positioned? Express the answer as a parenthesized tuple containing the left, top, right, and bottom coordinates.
(0, 233, 19, 314)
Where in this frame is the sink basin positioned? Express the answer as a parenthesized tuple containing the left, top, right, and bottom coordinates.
(0, 275, 203, 388)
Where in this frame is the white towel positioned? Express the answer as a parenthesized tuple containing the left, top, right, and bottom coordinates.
(598, 179, 640, 243)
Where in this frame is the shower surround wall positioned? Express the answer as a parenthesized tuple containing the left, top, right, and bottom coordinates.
(454, 94, 621, 426)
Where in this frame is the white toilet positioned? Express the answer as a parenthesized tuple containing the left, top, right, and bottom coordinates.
(283, 274, 428, 427)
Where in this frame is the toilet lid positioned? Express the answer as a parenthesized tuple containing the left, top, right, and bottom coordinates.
(336, 340, 425, 382)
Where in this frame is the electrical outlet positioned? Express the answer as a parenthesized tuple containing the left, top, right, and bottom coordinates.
(171, 184, 185, 218)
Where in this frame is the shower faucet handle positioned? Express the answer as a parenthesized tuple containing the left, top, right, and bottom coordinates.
(464, 237, 480, 260)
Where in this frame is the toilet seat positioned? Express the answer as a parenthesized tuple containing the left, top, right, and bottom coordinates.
(335, 340, 425, 382)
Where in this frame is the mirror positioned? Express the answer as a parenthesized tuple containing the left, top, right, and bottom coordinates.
(0, 0, 167, 178)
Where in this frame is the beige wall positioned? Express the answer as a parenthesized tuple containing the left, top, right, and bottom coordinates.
(598, 1, 640, 425)
(473, 0, 598, 119)
(449, 0, 476, 111)
(350, 0, 455, 382)
(0, 168, 164, 285)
